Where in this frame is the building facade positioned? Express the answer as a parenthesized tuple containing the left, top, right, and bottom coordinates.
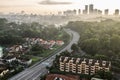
(83, 5, 88, 14)
(104, 9, 109, 15)
(78, 9, 81, 15)
(59, 56, 111, 75)
(114, 9, 119, 15)
(89, 4, 94, 14)
(46, 74, 79, 80)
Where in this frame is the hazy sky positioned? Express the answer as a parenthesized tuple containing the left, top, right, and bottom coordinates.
(0, 0, 120, 14)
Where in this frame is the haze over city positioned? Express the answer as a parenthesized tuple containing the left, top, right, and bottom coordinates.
(1, 0, 120, 80)
(0, 0, 120, 14)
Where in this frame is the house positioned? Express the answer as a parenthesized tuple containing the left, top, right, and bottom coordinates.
(0, 61, 9, 77)
(56, 40, 64, 46)
(91, 78, 104, 80)
(9, 45, 23, 53)
(19, 59, 32, 65)
(4, 55, 16, 63)
(46, 74, 79, 80)
(0, 69, 9, 77)
(18, 57, 32, 65)
(41, 40, 48, 45)
(49, 40, 56, 45)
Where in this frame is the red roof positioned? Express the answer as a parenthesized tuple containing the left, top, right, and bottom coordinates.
(46, 74, 79, 80)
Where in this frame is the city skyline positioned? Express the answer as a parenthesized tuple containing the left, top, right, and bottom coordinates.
(0, 0, 120, 14)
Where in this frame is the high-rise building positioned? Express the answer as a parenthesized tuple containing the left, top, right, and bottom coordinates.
(83, 10, 86, 14)
(85, 5, 88, 14)
(73, 9, 77, 15)
(114, 9, 119, 15)
(104, 9, 109, 15)
(83, 5, 88, 14)
(78, 9, 81, 15)
(89, 4, 94, 14)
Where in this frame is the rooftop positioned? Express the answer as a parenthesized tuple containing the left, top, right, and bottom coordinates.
(46, 74, 79, 80)
(60, 56, 111, 67)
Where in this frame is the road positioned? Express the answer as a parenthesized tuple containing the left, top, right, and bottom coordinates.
(8, 29, 80, 80)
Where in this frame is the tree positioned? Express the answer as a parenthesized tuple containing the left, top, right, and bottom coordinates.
(71, 44, 79, 52)
(94, 54, 108, 60)
(110, 34, 120, 53)
(31, 44, 45, 52)
(96, 70, 113, 80)
(80, 38, 100, 55)
(0, 18, 7, 28)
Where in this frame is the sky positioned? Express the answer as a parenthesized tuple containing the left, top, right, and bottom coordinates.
(0, 0, 120, 15)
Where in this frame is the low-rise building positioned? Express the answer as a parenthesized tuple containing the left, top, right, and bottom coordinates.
(59, 56, 111, 75)
(0, 61, 9, 77)
(56, 40, 64, 46)
(18, 58, 32, 65)
(91, 78, 104, 80)
(4, 55, 16, 63)
(9, 45, 23, 53)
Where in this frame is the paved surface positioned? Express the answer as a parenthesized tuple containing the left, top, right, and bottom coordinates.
(8, 29, 80, 80)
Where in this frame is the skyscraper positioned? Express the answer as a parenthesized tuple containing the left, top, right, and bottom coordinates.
(78, 9, 81, 15)
(85, 5, 88, 14)
(73, 9, 77, 15)
(114, 9, 119, 15)
(104, 9, 109, 15)
(89, 4, 94, 14)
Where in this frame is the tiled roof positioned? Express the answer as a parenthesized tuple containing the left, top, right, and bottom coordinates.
(46, 74, 79, 80)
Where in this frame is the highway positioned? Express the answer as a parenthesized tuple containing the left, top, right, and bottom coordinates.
(8, 29, 80, 80)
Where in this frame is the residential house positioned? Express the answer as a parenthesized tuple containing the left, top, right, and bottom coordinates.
(0, 61, 9, 77)
(56, 40, 64, 46)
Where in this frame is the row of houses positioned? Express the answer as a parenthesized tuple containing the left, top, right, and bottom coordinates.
(0, 55, 32, 77)
(6, 38, 64, 53)
(7, 45, 28, 53)
(3, 55, 32, 65)
(59, 56, 111, 75)
(0, 38, 64, 77)
(0, 56, 31, 77)
(25, 38, 64, 49)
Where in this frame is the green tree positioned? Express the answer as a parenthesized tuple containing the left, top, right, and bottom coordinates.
(110, 34, 120, 53)
(81, 38, 100, 55)
(71, 44, 79, 52)
(31, 44, 45, 52)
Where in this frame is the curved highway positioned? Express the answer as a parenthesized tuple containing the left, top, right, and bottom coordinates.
(9, 29, 80, 80)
